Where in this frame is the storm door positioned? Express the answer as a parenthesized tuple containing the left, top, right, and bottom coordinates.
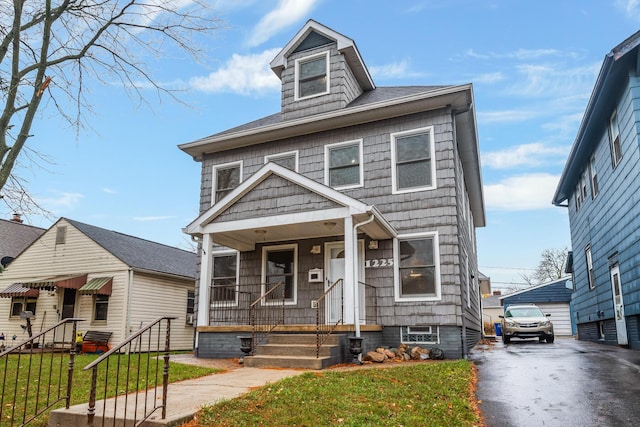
(325, 241, 365, 324)
(610, 264, 628, 345)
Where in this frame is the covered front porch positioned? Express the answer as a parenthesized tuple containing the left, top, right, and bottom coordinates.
(184, 163, 397, 366)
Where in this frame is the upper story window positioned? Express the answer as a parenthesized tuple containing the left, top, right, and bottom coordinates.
(211, 251, 239, 304)
(394, 232, 440, 301)
(262, 244, 297, 305)
(55, 226, 67, 245)
(265, 151, 298, 172)
(585, 244, 595, 290)
(391, 127, 436, 194)
(213, 161, 242, 204)
(295, 52, 329, 100)
(325, 139, 363, 189)
(589, 155, 599, 198)
(609, 110, 622, 167)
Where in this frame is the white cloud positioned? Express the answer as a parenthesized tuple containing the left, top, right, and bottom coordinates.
(471, 72, 505, 84)
(38, 192, 84, 212)
(509, 62, 599, 99)
(247, 0, 319, 47)
(482, 142, 569, 169)
(189, 49, 281, 95)
(103, 187, 117, 194)
(369, 60, 423, 80)
(477, 110, 538, 124)
(616, 0, 640, 20)
(463, 48, 562, 60)
(484, 173, 559, 211)
(133, 216, 176, 222)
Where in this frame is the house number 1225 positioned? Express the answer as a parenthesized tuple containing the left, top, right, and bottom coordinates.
(365, 258, 393, 268)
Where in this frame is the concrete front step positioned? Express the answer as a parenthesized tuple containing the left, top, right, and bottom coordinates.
(255, 343, 334, 357)
(243, 354, 335, 370)
(266, 333, 341, 345)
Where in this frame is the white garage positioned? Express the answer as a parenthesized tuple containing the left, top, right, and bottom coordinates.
(501, 277, 575, 336)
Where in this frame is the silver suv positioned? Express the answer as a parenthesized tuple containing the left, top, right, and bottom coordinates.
(499, 304, 554, 344)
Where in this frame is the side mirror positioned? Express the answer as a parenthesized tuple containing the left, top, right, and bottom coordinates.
(546, 313, 551, 317)
(498, 315, 504, 319)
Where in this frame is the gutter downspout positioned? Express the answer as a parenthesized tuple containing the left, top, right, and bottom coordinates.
(353, 214, 375, 350)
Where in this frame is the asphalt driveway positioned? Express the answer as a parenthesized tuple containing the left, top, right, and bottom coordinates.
(471, 337, 640, 427)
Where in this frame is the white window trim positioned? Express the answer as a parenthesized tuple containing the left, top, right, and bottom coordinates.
(400, 326, 440, 345)
(609, 110, 622, 167)
(585, 244, 595, 290)
(589, 155, 599, 198)
(92, 294, 109, 323)
(261, 243, 298, 306)
(265, 150, 299, 172)
(212, 160, 243, 205)
(210, 249, 240, 307)
(393, 231, 441, 302)
(324, 139, 364, 190)
(294, 51, 330, 101)
(390, 126, 437, 194)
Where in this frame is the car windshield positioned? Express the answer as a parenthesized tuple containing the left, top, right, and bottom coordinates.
(505, 307, 544, 317)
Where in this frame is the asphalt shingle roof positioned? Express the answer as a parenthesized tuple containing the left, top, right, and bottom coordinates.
(64, 218, 196, 279)
(0, 219, 46, 260)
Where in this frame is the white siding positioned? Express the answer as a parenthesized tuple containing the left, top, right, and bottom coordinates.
(128, 273, 194, 351)
(537, 303, 573, 336)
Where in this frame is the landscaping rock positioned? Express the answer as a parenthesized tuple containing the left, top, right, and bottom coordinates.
(363, 351, 386, 363)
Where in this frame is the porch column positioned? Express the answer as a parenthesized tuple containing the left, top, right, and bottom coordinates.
(197, 234, 212, 330)
(343, 216, 355, 324)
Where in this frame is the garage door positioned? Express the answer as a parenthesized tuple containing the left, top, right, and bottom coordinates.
(537, 303, 572, 336)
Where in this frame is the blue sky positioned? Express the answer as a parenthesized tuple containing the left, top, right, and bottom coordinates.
(4, 0, 640, 291)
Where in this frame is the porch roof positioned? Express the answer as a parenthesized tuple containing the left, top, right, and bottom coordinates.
(21, 274, 88, 290)
(184, 163, 397, 251)
(78, 277, 113, 296)
(0, 283, 40, 298)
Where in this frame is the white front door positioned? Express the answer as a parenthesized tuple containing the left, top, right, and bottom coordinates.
(610, 264, 628, 345)
(325, 241, 365, 324)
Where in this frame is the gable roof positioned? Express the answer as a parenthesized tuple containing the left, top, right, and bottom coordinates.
(553, 30, 640, 205)
(62, 218, 196, 279)
(184, 163, 396, 251)
(0, 219, 46, 261)
(270, 19, 375, 91)
(500, 276, 573, 304)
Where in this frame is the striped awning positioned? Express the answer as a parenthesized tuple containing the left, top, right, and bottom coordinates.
(0, 283, 40, 298)
(22, 274, 88, 290)
(78, 277, 113, 296)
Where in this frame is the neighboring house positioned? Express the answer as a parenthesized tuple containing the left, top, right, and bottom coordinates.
(0, 214, 46, 269)
(500, 277, 575, 336)
(553, 30, 640, 349)
(481, 292, 503, 336)
(0, 218, 196, 350)
(180, 20, 485, 362)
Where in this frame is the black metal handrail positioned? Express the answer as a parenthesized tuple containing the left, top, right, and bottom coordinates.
(359, 281, 378, 325)
(250, 282, 285, 354)
(0, 317, 82, 427)
(315, 279, 343, 358)
(83, 316, 175, 427)
(208, 283, 254, 325)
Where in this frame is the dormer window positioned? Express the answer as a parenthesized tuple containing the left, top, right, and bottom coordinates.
(295, 52, 329, 100)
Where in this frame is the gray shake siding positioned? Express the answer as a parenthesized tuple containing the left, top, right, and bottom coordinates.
(183, 20, 485, 362)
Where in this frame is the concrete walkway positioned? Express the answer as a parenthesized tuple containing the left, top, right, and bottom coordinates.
(48, 357, 306, 427)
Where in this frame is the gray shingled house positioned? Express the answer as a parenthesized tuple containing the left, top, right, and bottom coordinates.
(0, 218, 196, 350)
(181, 20, 485, 366)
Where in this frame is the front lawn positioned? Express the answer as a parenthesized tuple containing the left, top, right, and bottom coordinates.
(190, 360, 481, 427)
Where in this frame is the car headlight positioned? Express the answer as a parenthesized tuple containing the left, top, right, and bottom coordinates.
(505, 320, 517, 327)
(540, 320, 550, 326)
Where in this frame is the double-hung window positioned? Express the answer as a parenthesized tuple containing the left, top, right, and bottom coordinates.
(295, 52, 329, 100)
(394, 232, 440, 301)
(211, 252, 239, 304)
(11, 297, 37, 317)
(585, 245, 595, 290)
(391, 127, 436, 193)
(213, 161, 242, 203)
(609, 110, 622, 167)
(94, 295, 109, 321)
(589, 155, 599, 198)
(262, 244, 297, 304)
(325, 140, 363, 189)
(265, 151, 298, 172)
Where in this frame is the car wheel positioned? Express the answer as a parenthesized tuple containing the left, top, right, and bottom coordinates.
(502, 336, 510, 344)
(547, 336, 554, 343)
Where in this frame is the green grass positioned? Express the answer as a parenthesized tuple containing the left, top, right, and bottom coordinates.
(192, 360, 479, 427)
(0, 352, 219, 427)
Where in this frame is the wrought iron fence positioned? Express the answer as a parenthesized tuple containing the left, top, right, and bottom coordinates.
(315, 279, 344, 358)
(208, 283, 255, 325)
(83, 316, 175, 427)
(0, 317, 82, 427)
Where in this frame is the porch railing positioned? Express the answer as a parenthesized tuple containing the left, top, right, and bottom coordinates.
(0, 317, 82, 427)
(315, 279, 344, 358)
(209, 284, 254, 325)
(250, 282, 285, 354)
(83, 316, 175, 427)
(360, 281, 379, 325)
